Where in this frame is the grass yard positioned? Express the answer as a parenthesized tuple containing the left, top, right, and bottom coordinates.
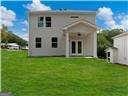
(1, 50, 128, 96)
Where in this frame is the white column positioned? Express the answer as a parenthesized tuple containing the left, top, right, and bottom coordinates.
(66, 32, 69, 57)
(93, 31, 97, 57)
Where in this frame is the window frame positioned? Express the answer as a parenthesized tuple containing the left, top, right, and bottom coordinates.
(51, 37, 58, 48)
(107, 52, 110, 57)
(45, 17, 51, 27)
(35, 37, 42, 48)
(70, 16, 79, 18)
(38, 17, 44, 27)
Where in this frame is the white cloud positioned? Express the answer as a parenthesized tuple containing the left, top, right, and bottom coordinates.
(120, 15, 128, 31)
(22, 28, 27, 31)
(14, 31, 28, 41)
(0, 6, 16, 27)
(21, 20, 28, 26)
(13, 32, 28, 41)
(97, 7, 128, 31)
(97, 7, 116, 29)
(20, 33, 28, 41)
(21, 20, 28, 32)
(24, 0, 51, 11)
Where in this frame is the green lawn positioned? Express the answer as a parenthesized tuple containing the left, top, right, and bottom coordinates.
(1, 50, 128, 96)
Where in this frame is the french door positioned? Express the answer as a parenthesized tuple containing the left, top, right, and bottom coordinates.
(71, 40, 83, 56)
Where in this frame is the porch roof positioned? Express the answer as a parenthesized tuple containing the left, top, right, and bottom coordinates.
(62, 19, 97, 31)
(105, 47, 118, 52)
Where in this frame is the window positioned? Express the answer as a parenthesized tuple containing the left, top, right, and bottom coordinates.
(107, 52, 110, 57)
(108, 58, 110, 62)
(38, 16, 51, 27)
(51, 37, 58, 48)
(45, 17, 51, 27)
(38, 17, 44, 27)
(70, 16, 79, 18)
(35, 37, 41, 48)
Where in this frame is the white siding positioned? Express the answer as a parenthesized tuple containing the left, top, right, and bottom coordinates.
(114, 34, 128, 65)
(29, 11, 96, 56)
(106, 48, 118, 63)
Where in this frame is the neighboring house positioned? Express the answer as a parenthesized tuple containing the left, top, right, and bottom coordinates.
(1, 43, 6, 48)
(106, 32, 128, 65)
(7, 43, 20, 50)
(28, 10, 97, 57)
(1, 43, 20, 50)
(21, 46, 28, 50)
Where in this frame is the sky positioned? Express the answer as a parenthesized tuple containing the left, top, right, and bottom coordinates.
(1, 0, 128, 40)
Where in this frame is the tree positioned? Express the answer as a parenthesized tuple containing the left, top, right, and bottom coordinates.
(1, 25, 10, 43)
(97, 29, 123, 58)
(1, 25, 27, 47)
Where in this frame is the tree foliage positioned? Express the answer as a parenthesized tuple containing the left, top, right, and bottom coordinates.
(1, 25, 27, 46)
(97, 29, 124, 58)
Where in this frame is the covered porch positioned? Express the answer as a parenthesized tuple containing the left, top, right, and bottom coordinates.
(63, 19, 97, 57)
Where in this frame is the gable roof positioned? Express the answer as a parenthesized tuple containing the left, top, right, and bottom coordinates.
(7, 43, 19, 46)
(62, 19, 97, 30)
(105, 47, 118, 52)
(112, 32, 128, 39)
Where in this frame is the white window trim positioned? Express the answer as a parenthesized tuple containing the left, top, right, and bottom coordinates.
(45, 17, 51, 27)
(51, 37, 58, 48)
(38, 17, 45, 27)
(35, 38, 42, 48)
(38, 16, 51, 28)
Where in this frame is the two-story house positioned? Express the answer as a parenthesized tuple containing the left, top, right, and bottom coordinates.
(28, 10, 97, 57)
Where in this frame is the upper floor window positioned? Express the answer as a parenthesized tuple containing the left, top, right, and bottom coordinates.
(35, 37, 41, 48)
(38, 17, 44, 27)
(45, 17, 51, 27)
(70, 16, 79, 18)
(51, 37, 58, 48)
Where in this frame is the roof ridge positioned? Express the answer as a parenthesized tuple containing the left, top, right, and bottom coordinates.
(29, 10, 97, 14)
(112, 32, 128, 39)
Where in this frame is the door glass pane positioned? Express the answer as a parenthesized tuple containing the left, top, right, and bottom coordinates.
(72, 41, 76, 54)
(78, 41, 82, 54)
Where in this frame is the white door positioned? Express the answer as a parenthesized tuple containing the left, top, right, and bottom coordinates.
(70, 40, 83, 56)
